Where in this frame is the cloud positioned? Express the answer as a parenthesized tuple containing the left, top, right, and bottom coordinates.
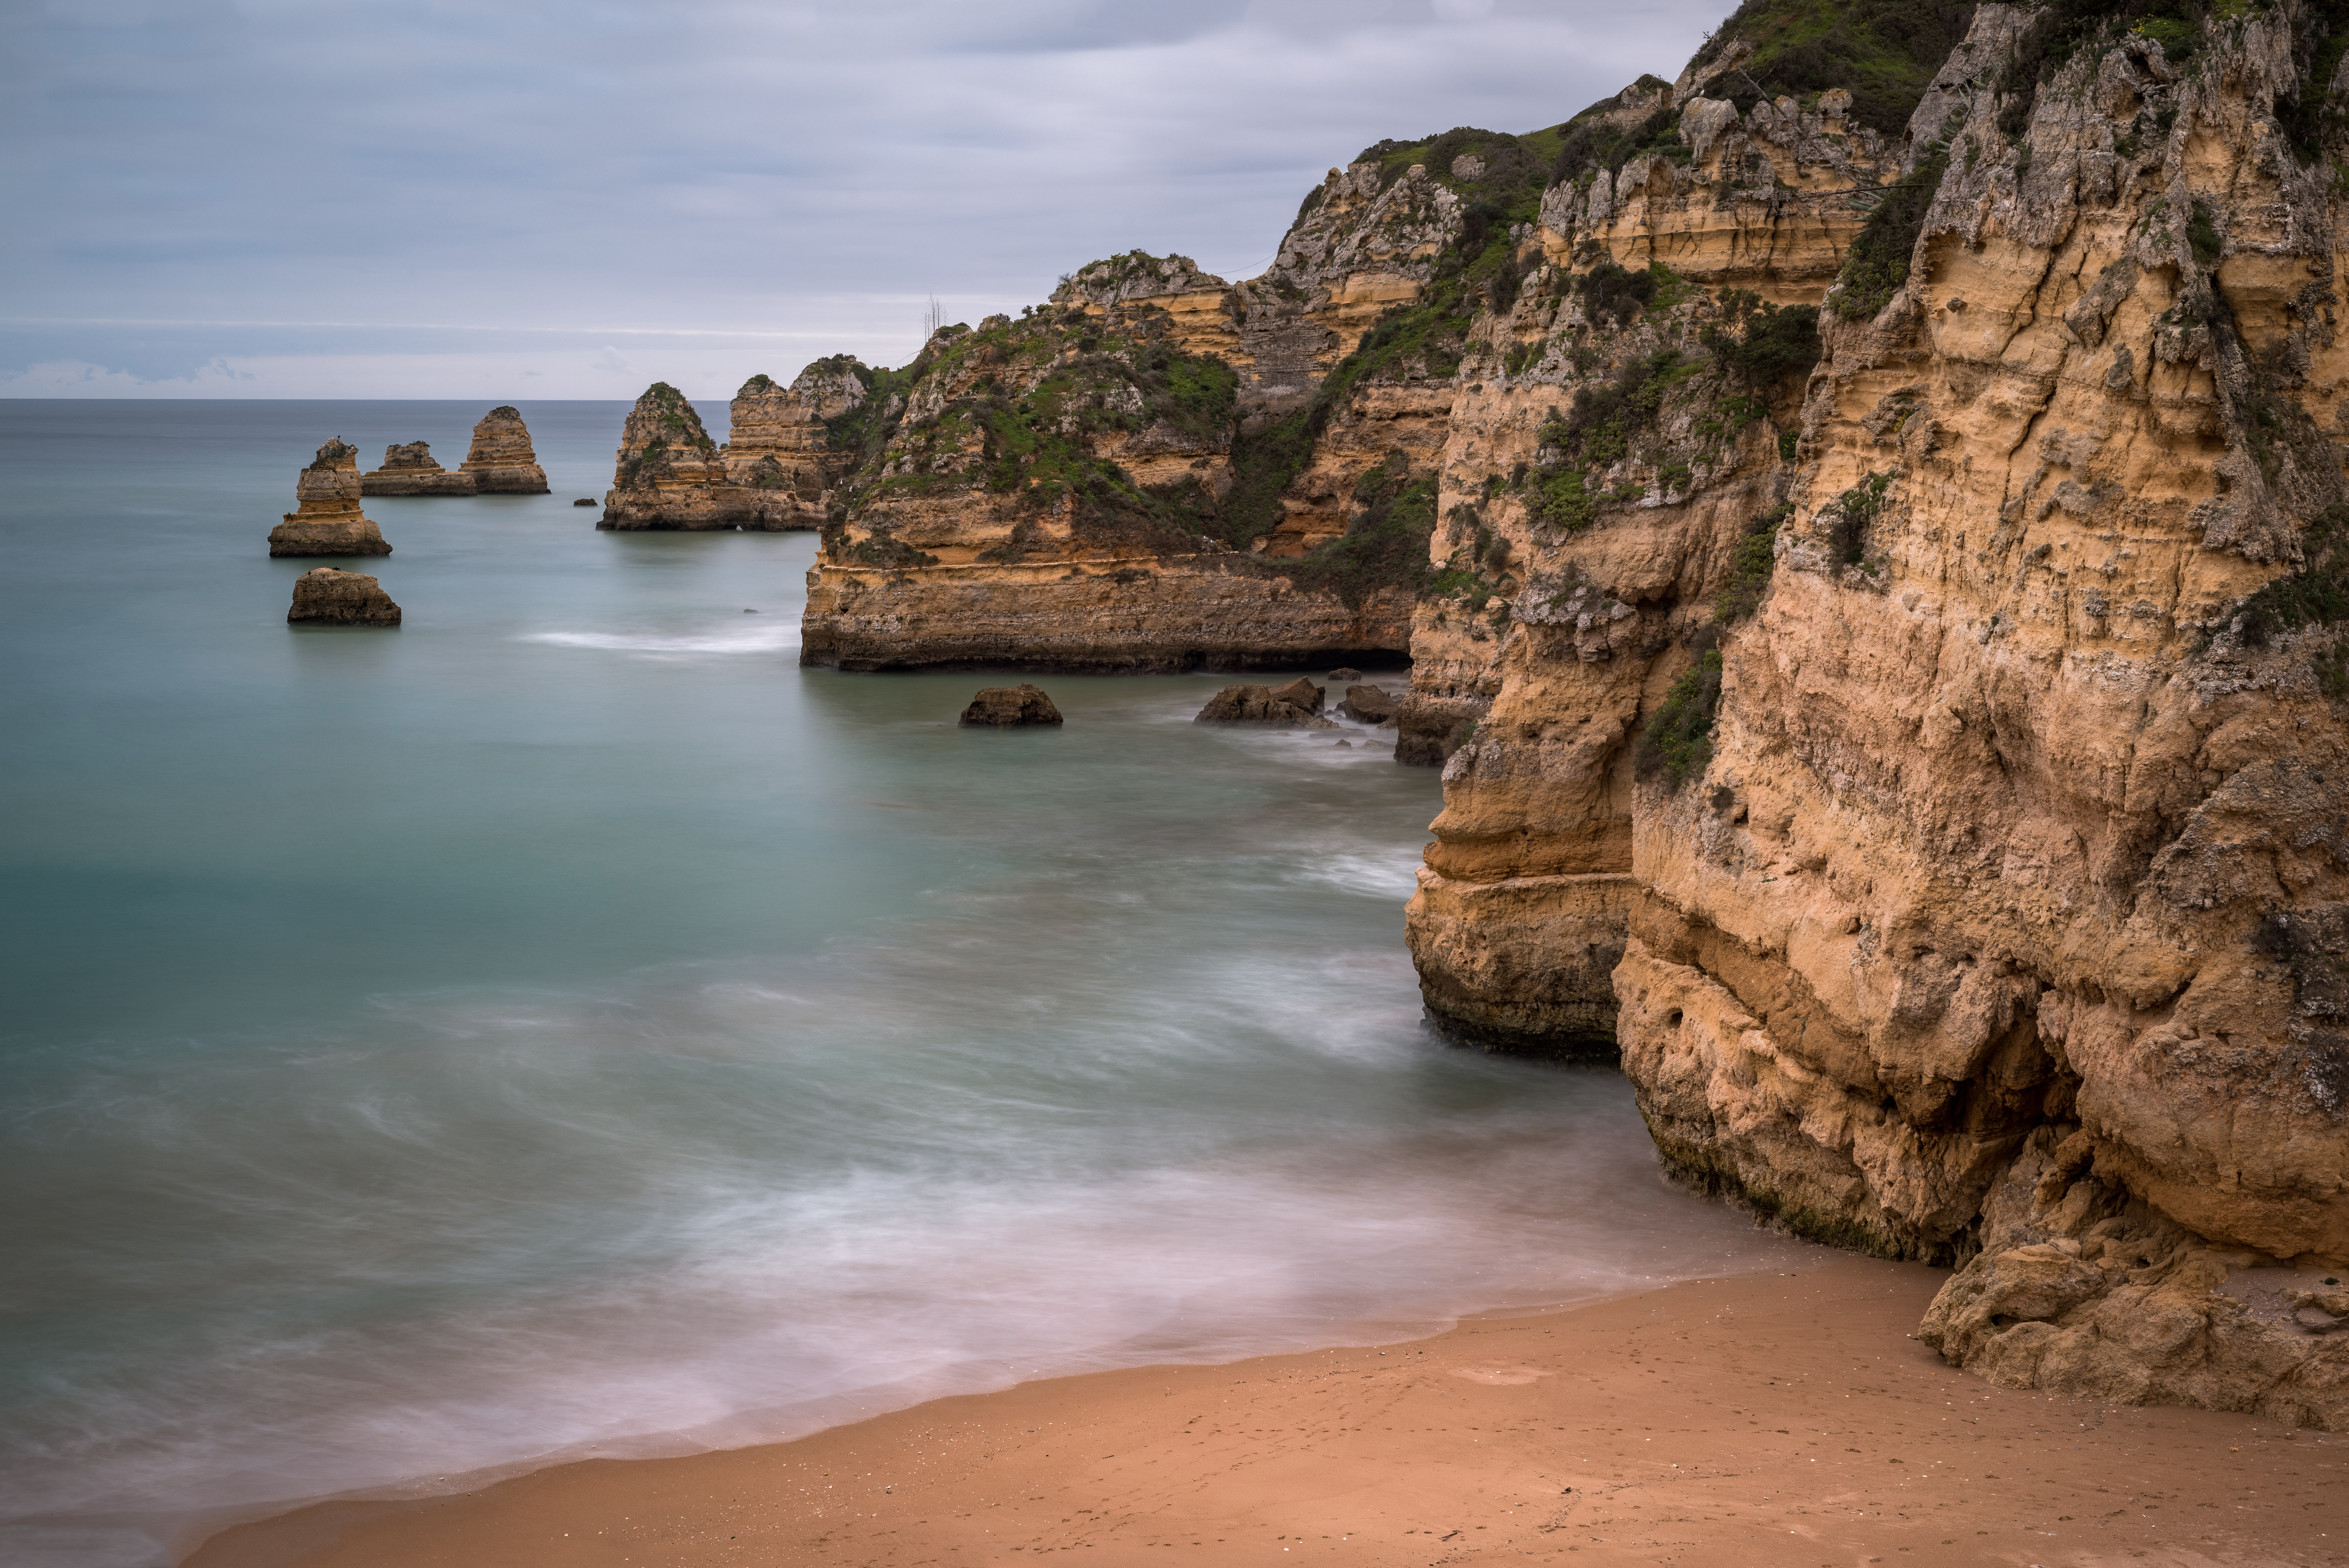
(6, 0, 1725, 396)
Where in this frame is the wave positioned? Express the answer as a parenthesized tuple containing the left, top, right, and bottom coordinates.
(521, 624, 801, 656)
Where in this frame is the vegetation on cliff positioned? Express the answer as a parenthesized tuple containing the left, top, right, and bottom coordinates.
(1692, 0, 1977, 133)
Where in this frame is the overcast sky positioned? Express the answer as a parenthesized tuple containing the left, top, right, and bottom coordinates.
(3, 0, 1723, 399)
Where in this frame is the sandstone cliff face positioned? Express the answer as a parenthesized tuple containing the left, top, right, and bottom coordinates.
(799, 304, 1410, 671)
(459, 406, 549, 494)
(601, 364, 866, 531)
(361, 440, 474, 497)
(268, 439, 391, 557)
(1408, 0, 2349, 1426)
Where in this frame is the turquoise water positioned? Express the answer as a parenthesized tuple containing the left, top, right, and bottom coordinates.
(0, 401, 1807, 1566)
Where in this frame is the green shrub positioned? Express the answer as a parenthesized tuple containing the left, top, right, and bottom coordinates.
(1714, 504, 1792, 622)
(1828, 471, 1893, 564)
(1702, 294, 1823, 387)
(2239, 503, 2349, 645)
(2188, 202, 2224, 267)
(1636, 650, 1724, 786)
(1833, 151, 1947, 321)
(1689, 0, 1978, 136)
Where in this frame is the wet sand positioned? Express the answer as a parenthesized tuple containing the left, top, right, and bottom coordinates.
(188, 1257, 2344, 1567)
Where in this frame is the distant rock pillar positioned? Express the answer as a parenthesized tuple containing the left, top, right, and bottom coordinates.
(267, 439, 392, 556)
(458, 406, 550, 493)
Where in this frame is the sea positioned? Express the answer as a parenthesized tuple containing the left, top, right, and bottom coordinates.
(0, 400, 1812, 1566)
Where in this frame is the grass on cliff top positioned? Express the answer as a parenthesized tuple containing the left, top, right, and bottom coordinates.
(1691, 0, 1976, 135)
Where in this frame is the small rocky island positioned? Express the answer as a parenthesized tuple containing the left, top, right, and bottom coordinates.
(600, 368, 863, 531)
(361, 440, 473, 496)
(287, 567, 400, 625)
(267, 440, 391, 557)
(958, 685, 1064, 726)
(456, 406, 549, 493)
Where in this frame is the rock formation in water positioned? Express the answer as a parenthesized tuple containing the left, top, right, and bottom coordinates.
(361, 440, 476, 497)
(1337, 683, 1398, 724)
(287, 567, 400, 625)
(1194, 678, 1330, 724)
(458, 406, 549, 494)
(267, 439, 392, 556)
(959, 684, 1065, 725)
(702, 0, 2349, 1425)
(601, 365, 866, 530)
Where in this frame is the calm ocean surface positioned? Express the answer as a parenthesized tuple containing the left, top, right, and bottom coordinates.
(0, 400, 1809, 1566)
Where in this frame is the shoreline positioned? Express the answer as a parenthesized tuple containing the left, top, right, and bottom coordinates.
(187, 1256, 2341, 1566)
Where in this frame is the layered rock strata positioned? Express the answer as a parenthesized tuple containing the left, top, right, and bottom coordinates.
(287, 567, 400, 625)
(458, 406, 549, 493)
(267, 440, 391, 557)
(601, 365, 866, 530)
(1409, 0, 2349, 1426)
(361, 441, 474, 496)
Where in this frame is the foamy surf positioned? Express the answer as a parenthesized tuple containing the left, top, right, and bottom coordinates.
(522, 624, 802, 656)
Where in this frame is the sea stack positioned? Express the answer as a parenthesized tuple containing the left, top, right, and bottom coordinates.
(1192, 679, 1328, 725)
(600, 364, 865, 531)
(361, 440, 477, 496)
(266, 439, 391, 557)
(287, 567, 400, 625)
(456, 406, 549, 494)
(958, 685, 1064, 726)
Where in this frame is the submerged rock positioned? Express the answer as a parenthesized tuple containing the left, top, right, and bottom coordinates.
(288, 567, 400, 625)
(958, 684, 1064, 726)
(267, 439, 391, 557)
(572, 497, 596, 507)
(361, 440, 476, 497)
(1336, 683, 1396, 724)
(1194, 679, 1329, 725)
(1327, 667, 1363, 682)
(457, 406, 549, 494)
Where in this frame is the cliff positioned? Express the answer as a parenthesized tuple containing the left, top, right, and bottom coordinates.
(688, 0, 2349, 1426)
(1407, 0, 2349, 1427)
(361, 440, 474, 497)
(601, 364, 866, 531)
(267, 439, 391, 557)
(458, 406, 549, 494)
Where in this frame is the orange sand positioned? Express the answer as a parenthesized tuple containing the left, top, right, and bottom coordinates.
(187, 1258, 2345, 1567)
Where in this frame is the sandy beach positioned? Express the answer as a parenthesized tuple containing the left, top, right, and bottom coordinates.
(187, 1257, 2343, 1567)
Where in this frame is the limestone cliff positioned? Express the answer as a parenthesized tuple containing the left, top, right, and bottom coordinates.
(601, 364, 866, 531)
(458, 406, 549, 494)
(361, 440, 474, 497)
(1409, 0, 2349, 1427)
(267, 439, 391, 557)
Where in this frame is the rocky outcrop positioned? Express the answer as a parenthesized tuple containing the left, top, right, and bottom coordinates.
(959, 684, 1065, 726)
(601, 365, 867, 531)
(1406, 0, 2349, 1426)
(287, 567, 400, 625)
(1337, 683, 1397, 724)
(1194, 678, 1329, 723)
(267, 440, 391, 557)
(361, 441, 474, 496)
(458, 406, 549, 493)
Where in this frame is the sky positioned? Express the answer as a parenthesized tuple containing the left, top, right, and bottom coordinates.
(3, 0, 1726, 400)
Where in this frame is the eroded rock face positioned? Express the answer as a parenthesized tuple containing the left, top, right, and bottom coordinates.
(959, 684, 1065, 726)
(459, 406, 549, 494)
(361, 440, 475, 497)
(603, 365, 867, 531)
(287, 566, 400, 625)
(268, 439, 392, 557)
(1406, 2, 2349, 1425)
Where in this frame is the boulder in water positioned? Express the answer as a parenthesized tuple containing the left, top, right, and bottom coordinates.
(288, 567, 400, 625)
(1327, 666, 1363, 682)
(1193, 679, 1330, 725)
(267, 439, 392, 556)
(1337, 683, 1397, 724)
(959, 684, 1064, 726)
(572, 497, 596, 507)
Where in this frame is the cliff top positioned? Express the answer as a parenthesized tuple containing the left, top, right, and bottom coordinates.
(1686, 0, 1979, 132)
